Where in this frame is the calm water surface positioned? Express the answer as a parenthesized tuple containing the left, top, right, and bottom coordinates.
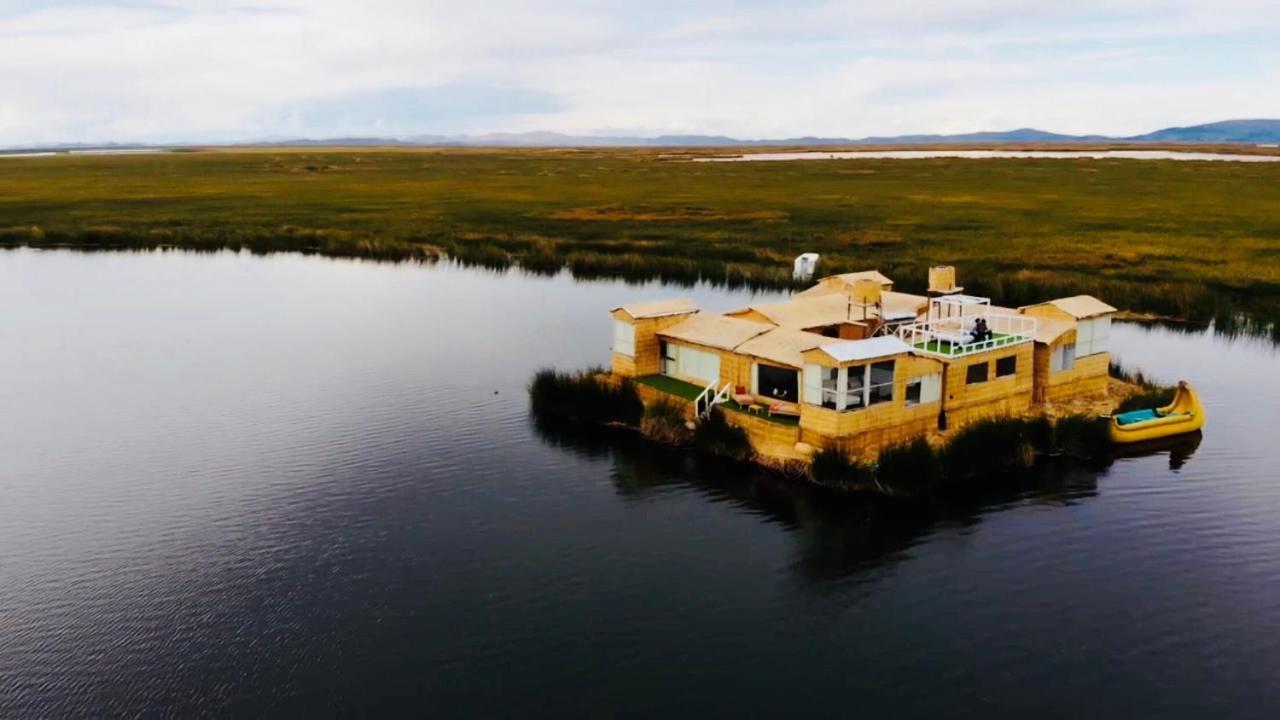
(2, 249, 1278, 717)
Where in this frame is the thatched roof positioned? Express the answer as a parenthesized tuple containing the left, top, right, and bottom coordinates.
(734, 328, 835, 369)
(833, 270, 895, 287)
(880, 291, 929, 318)
(1032, 317, 1075, 344)
(1049, 295, 1117, 319)
(728, 293, 854, 328)
(612, 298, 698, 320)
(1024, 295, 1117, 320)
(659, 314, 773, 351)
(796, 269, 895, 298)
(731, 289, 927, 329)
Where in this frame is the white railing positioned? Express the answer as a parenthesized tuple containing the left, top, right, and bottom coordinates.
(897, 313, 1037, 358)
(694, 381, 734, 419)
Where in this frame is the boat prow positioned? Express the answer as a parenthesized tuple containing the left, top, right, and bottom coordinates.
(1109, 380, 1205, 445)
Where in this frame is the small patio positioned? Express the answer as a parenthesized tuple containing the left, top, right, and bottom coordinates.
(896, 292, 1037, 359)
(634, 375, 801, 426)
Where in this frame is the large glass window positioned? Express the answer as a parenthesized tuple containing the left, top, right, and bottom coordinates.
(821, 367, 839, 409)
(867, 361, 895, 406)
(808, 361, 901, 411)
(845, 366, 865, 409)
(676, 345, 720, 385)
(614, 320, 635, 357)
(756, 364, 799, 402)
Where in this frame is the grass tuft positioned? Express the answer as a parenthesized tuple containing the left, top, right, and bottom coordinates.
(810, 446, 874, 489)
(528, 368, 643, 427)
(692, 409, 753, 461)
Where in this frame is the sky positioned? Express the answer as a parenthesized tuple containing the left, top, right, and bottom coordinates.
(2, 0, 1280, 146)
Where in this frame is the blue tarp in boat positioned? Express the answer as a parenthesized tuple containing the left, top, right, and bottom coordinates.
(1115, 408, 1161, 425)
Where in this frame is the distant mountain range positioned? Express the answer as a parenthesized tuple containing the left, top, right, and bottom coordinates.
(8, 119, 1280, 152)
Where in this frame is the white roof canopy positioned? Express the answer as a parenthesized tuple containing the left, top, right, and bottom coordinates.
(815, 335, 912, 363)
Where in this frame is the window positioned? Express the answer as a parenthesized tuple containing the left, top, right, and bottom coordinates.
(807, 361, 899, 411)
(756, 363, 799, 402)
(845, 366, 865, 409)
(996, 355, 1017, 377)
(867, 360, 895, 406)
(1051, 343, 1076, 372)
(966, 362, 989, 384)
(1075, 316, 1111, 357)
(904, 373, 941, 406)
(822, 367, 839, 408)
(613, 320, 635, 356)
(905, 378, 922, 405)
(676, 345, 720, 385)
(803, 364, 834, 406)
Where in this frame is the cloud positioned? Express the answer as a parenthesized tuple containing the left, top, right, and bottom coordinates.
(0, 0, 1278, 144)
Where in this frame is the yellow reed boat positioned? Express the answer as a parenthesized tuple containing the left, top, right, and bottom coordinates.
(1109, 381, 1205, 444)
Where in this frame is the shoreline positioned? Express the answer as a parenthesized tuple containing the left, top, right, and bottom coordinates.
(531, 369, 1151, 499)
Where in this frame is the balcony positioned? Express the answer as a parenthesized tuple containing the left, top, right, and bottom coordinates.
(897, 313, 1036, 359)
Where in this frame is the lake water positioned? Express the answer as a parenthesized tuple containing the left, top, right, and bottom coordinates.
(0, 148, 164, 159)
(2, 249, 1278, 717)
(697, 149, 1280, 163)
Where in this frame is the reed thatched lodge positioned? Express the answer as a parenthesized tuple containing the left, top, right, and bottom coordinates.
(610, 266, 1116, 461)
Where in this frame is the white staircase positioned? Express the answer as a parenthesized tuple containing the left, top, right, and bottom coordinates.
(694, 381, 733, 419)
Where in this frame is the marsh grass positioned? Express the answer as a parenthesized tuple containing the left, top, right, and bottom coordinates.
(2, 148, 1279, 333)
(876, 438, 945, 496)
(527, 367, 643, 427)
(810, 446, 874, 490)
(810, 413, 1111, 497)
(1116, 387, 1179, 414)
(692, 409, 753, 462)
(941, 417, 1040, 481)
(640, 396, 692, 444)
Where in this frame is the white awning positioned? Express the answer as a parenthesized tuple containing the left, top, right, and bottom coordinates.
(816, 335, 912, 363)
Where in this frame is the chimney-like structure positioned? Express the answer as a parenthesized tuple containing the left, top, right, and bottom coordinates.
(846, 278, 883, 323)
(928, 265, 963, 296)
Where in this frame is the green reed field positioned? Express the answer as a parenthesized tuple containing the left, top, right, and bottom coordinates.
(2, 147, 1278, 332)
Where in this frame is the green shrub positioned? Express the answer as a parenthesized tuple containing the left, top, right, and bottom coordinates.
(528, 368, 643, 427)
(941, 417, 1037, 481)
(517, 237, 560, 275)
(692, 409, 753, 461)
(810, 446, 873, 489)
(641, 397, 691, 444)
(1055, 414, 1112, 459)
(1116, 386, 1177, 413)
(877, 437, 944, 496)
(1024, 415, 1056, 455)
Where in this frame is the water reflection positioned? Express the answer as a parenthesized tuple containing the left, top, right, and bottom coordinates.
(2, 249, 1269, 717)
(530, 418, 1119, 584)
(1111, 432, 1203, 470)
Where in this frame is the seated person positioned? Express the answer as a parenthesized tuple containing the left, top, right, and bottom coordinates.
(971, 317, 993, 342)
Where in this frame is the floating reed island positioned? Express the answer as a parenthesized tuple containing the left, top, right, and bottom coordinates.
(532, 265, 1196, 495)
